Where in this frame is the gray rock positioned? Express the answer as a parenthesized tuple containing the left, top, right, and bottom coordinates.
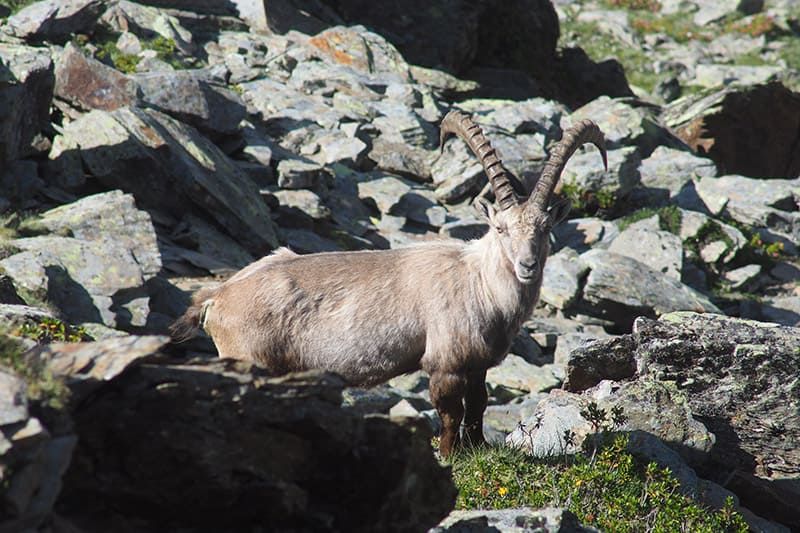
(487, 355, 560, 395)
(1, 236, 151, 328)
(458, 97, 567, 140)
(432, 507, 598, 533)
(506, 390, 588, 456)
(578, 249, 720, 329)
(565, 96, 672, 154)
(307, 131, 368, 168)
(0, 369, 28, 426)
(723, 264, 762, 289)
(373, 108, 437, 149)
(540, 248, 589, 309)
(692, 64, 782, 89)
(277, 158, 329, 189)
(760, 296, 800, 326)
(560, 146, 640, 202)
(34, 190, 162, 278)
(432, 138, 486, 204)
(561, 334, 634, 391)
(0, 43, 54, 165)
(279, 228, 341, 253)
(359, 173, 447, 227)
(132, 70, 247, 136)
(2, 0, 103, 43)
(695, 174, 800, 241)
(369, 137, 433, 181)
(609, 226, 683, 280)
(59, 107, 278, 255)
(632, 312, 800, 525)
(626, 430, 700, 497)
(168, 214, 255, 271)
(271, 188, 330, 221)
(637, 146, 717, 203)
(101, 0, 195, 54)
(552, 217, 619, 253)
(240, 77, 345, 131)
(54, 43, 138, 112)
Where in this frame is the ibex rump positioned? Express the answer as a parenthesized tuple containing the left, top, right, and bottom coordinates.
(172, 111, 606, 456)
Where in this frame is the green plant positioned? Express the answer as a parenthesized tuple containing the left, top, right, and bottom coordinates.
(16, 317, 89, 344)
(618, 205, 682, 234)
(724, 13, 779, 38)
(602, 0, 661, 11)
(0, 333, 70, 409)
(0, 0, 36, 15)
(95, 41, 140, 74)
(560, 183, 617, 217)
(450, 435, 748, 532)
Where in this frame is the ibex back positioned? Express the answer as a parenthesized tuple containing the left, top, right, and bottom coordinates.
(171, 110, 607, 456)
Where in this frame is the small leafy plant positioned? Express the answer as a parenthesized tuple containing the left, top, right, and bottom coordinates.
(16, 317, 89, 344)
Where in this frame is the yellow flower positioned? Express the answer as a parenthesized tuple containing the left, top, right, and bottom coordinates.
(498, 486, 508, 496)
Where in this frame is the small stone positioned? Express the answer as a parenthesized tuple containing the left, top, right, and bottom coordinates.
(724, 264, 762, 289)
(277, 159, 328, 189)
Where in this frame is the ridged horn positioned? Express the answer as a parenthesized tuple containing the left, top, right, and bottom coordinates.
(440, 110, 520, 210)
(529, 119, 607, 213)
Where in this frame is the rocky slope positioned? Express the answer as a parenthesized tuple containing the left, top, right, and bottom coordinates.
(0, 0, 798, 531)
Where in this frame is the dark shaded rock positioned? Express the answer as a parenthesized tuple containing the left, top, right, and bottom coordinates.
(563, 335, 637, 392)
(58, 364, 456, 532)
(664, 82, 800, 178)
(54, 43, 137, 112)
(555, 47, 635, 109)
(0, 159, 43, 205)
(2, 0, 103, 43)
(133, 69, 247, 137)
(633, 312, 800, 528)
(0, 276, 25, 305)
(0, 44, 54, 166)
(59, 107, 278, 255)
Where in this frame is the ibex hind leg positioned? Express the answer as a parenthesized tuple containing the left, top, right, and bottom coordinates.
(429, 372, 466, 457)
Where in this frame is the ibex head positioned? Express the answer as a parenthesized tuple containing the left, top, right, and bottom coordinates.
(440, 111, 607, 284)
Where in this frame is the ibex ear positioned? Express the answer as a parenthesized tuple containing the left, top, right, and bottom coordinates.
(474, 196, 498, 224)
(548, 197, 571, 226)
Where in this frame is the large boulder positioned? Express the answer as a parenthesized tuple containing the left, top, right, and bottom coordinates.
(54, 42, 138, 112)
(57, 107, 278, 255)
(0, 43, 54, 166)
(663, 82, 800, 178)
(57, 362, 457, 532)
(633, 312, 800, 529)
(1, 0, 104, 43)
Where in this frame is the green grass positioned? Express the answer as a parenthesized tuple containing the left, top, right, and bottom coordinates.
(95, 41, 140, 74)
(16, 317, 89, 344)
(450, 435, 747, 532)
(618, 205, 682, 234)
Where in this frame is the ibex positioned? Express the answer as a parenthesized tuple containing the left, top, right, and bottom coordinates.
(172, 110, 606, 456)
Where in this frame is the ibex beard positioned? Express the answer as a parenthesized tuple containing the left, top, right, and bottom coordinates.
(171, 110, 607, 457)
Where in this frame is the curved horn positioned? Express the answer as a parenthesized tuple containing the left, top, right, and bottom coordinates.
(440, 110, 520, 210)
(529, 119, 607, 213)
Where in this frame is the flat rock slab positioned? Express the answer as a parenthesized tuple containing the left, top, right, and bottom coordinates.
(577, 249, 719, 329)
(2, 0, 103, 42)
(59, 107, 278, 255)
(54, 43, 137, 112)
(608, 226, 683, 280)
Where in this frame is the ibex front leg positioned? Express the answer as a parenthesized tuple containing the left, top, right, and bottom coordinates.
(429, 372, 465, 457)
(463, 369, 488, 448)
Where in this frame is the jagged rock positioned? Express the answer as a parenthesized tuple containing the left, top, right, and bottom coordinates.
(359, 173, 447, 227)
(271, 188, 331, 222)
(694, 174, 800, 241)
(0, 303, 55, 330)
(679, 210, 747, 265)
(0, 43, 54, 166)
(279, 228, 341, 253)
(560, 146, 640, 202)
(370, 137, 433, 181)
(552, 217, 619, 253)
(58, 106, 278, 255)
(458, 97, 567, 140)
(540, 248, 588, 309)
(561, 335, 636, 392)
(632, 312, 800, 528)
(132, 69, 247, 137)
(34, 190, 162, 278)
(508, 378, 714, 462)
(577, 249, 720, 330)
(101, 0, 195, 52)
(167, 214, 255, 271)
(608, 226, 683, 280)
(692, 64, 782, 89)
(635, 146, 717, 205)
(759, 296, 800, 326)
(565, 96, 673, 155)
(54, 43, 138, 112)
(240, 77, 345, 130)
(432, 135, 485, 204)
(432, 507, 598, 533)
(1, 236, 151, 329)
(2, 0, 103, 43)
(723, 264, 761, 290)
(308, 25, 412, 82)
(664, 82, 800, 178)
(694, 0, 763, 26)
(58, 365, 456, 532)
(486, 355, 560, 396)
(29, 335, 169, 404)
(276, 158, 328, 190)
